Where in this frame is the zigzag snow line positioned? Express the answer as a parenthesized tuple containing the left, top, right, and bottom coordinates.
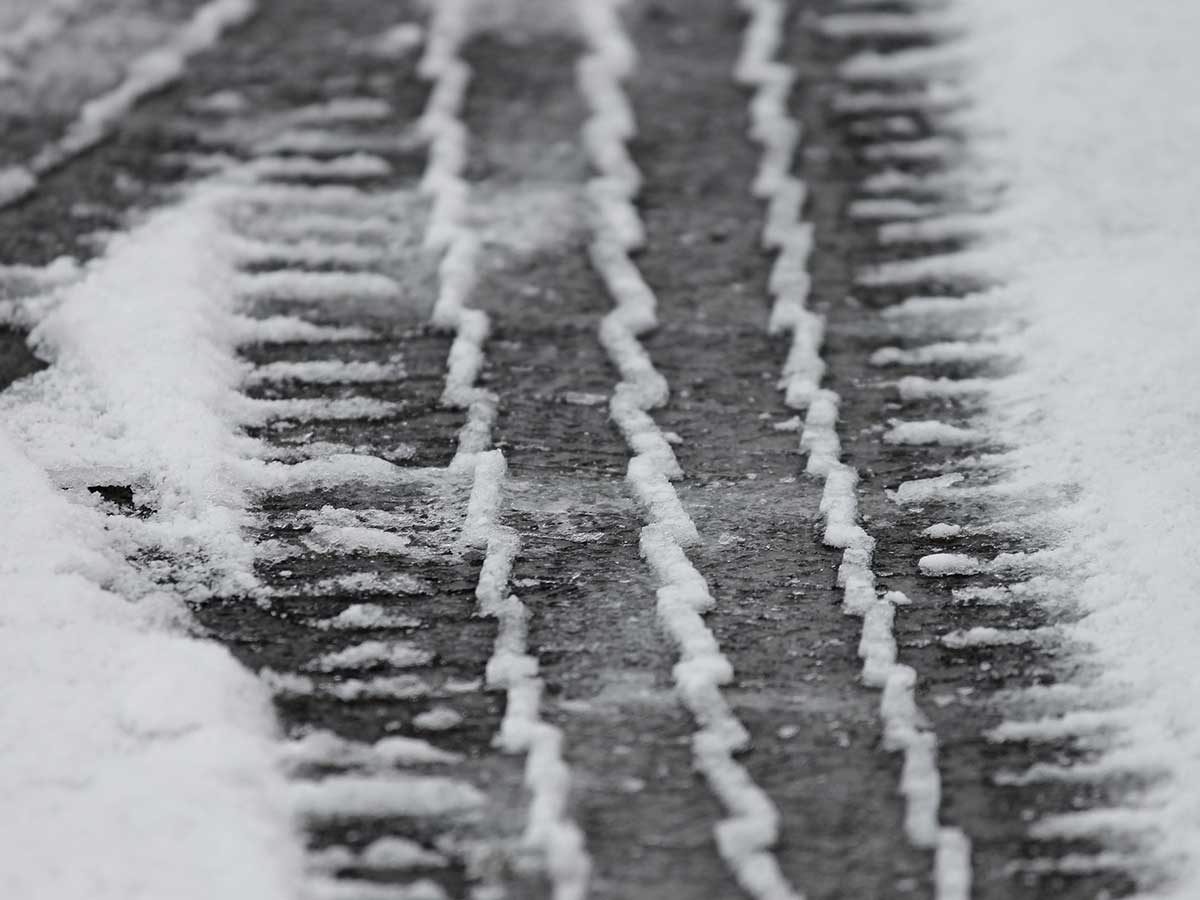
(0, 0, 258, 208)
(461, 450, 590, 900)
(417, 7, 590, 896)
(734, 3, 971, 898)
(576, 3, 802, 898)
(415, 0, 494, 473)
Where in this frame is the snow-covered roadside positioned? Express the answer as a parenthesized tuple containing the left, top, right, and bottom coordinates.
(0, 184, 303, 898)
(0, 431, 301, 900)
(2, 185, 261, 594)
(956, 1, 1200, 893)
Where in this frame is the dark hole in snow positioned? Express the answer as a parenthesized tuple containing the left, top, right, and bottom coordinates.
(0, 327, 47, 390)
(87, 484, 136, 509)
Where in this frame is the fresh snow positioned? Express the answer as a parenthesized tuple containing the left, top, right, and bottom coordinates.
(1, 184, 263, 595)
(954, 0, 1200, 891)
(0, 424, 302, 900)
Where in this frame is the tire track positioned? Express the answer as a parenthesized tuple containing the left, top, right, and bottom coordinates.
(789, 1, 1140, 897)
(577, 3, 806, 898)
(737, 3, 971, 898)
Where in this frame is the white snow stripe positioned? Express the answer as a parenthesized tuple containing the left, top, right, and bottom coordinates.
(848, 197, 946, 222)
(256, 129, 408, 156)
(818, 12, 962, 41)
(244, 360, 402, 385)
(884, 420, 981, 446)
(895, 375, 996, 401)
(304, 877, 448, 900)
(262, 669, 431, 702)
(462, 450, 591, 900)
(856, 249, 996, 287)
(839, 45, 965, 84)
(985, 711, 1132, 744)
(248, 153, 393, 181)
(574, 4, 802, 898)
(230, 315, 374, 344)
(415, 0, 496, 473)
(869, 340, 1015, 367)
(241, 397, 401, 423)
(417, 10, 590, 883)
(0, 0, 257, 208)
(740, 1, 971, 894)
(280, 730, 459, 769)
(231, 235, 386, 268)
(307, 837, 448, 873)
(861, 137, 961, 164)
(306, 641, 433, 671)
(239, 214, 397, 242)
(228, 183, 402, 214)
(237, 270, 401, 303)
(831, 86, 969, 116)
(286, 97, 393, 125)
(290, 774, 484, 820)
(878, 214, 989, 246)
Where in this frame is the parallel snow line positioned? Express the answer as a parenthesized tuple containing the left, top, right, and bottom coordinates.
(416, 7, 592, 896)
(737, 3, 970, 898)
(0, 0, 258, 208)
(247, 153, 394, 181)
(578, 4, 801, 898)
(415, 0, 494, 473)
(460, 450, 590, 900)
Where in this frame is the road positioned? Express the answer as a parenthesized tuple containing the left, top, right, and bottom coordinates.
(0, 1, 1138, 899)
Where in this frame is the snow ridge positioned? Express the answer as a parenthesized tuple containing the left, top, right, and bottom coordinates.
(414, 7, 591, 895)
(739, 3, 970, 897)
(461, 450, 591, 900)
(416, 0, 494, 472)
(0, 0, 258, 208)
(578, 4, 802, 898)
